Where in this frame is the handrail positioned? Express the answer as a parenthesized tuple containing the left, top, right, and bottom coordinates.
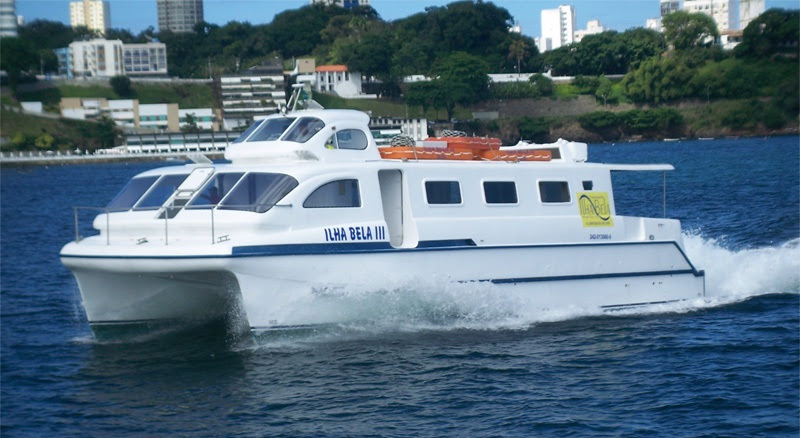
(72, 203, 286, 246)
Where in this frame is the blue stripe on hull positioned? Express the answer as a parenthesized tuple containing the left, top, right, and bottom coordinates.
(62, 239, 705, 279)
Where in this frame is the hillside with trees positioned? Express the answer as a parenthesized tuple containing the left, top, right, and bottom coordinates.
(1, 2, 798, 148)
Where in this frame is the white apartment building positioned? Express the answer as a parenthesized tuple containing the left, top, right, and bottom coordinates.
(739, 0, 764, 29)
(69, 39, 124, 78)
(123, 42, 168, 76)
(574, 19, 604, 43)
(683, 0, 736, 32)
(661, 0, 681, 17)
(219, 60, 286, 130)
(0, 0, 18, 37)
(60, 98, 219, 132)
(69, 0, 110, 35)
(310, 0, 370, 9)
(179, 108, 217, 131)
(646, 17, 663, 32)
(539, 5, 576, 52)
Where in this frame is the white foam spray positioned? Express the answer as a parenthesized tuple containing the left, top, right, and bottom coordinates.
(252, 234, 799, 343)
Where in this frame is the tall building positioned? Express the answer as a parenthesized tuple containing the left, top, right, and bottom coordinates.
(660, 0, 681, 17)
(310, 0, 370, 8)
(739, 0, 764, 29)
(219, 59, 286, 130)
(69, 0, 110, 35)
(539, 5, 575, 53)
(683, 0, 736, 32)
(68, 39, 124, 78)
(123, 42, 168, 76)
(157, 0, 203, 33)
(574, 19, 604, 43)
(0, 0, 18, 37)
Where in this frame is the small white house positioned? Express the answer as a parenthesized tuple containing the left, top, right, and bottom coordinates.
(313, 65, 374, 99)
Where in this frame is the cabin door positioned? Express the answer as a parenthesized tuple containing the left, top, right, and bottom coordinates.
(378, 169, 404, 248)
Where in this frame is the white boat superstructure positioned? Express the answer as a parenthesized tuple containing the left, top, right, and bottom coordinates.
(60, 109, 705, 331)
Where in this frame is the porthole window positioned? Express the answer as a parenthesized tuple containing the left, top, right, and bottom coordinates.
(304, 179, 361, 208)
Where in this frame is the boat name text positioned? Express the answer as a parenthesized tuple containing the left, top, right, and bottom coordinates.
(324, 225, 386, 242)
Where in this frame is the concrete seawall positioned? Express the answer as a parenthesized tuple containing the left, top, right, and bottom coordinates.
(0, 151, 225, 167)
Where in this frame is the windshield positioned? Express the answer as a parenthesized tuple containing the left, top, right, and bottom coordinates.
(282, 117, 325, 143)
(232, 119, 263, 143)
(107, 176, 159, 211)
(247, 118, 296, 142)
(133, 174, 189, 210)
(219, 173, 298, 213)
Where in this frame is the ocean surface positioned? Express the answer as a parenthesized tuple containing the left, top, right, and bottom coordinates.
(1, 136, 798, 436)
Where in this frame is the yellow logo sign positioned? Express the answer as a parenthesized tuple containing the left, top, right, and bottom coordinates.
(578, 192, 614, 227)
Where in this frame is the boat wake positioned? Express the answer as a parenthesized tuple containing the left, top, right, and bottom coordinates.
(251, 234, 799, 344)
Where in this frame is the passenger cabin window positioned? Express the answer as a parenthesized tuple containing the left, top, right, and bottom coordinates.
(303, 180, 361, 208)
(232, 119, 263, 143)
(425, 181, 462, 205)
(539, 181, 571, 203)
(219, 173, 298, 213)
(583, 180, 593, 190)
(246, 118, 296, 142)
(134, 174, 189, 210)
(325, 129, 368, 150)
(107, 175, 158, 211)
(188, 173, 244, 208)
(483, 181, 518, 204)
(282, 117, 325, 143)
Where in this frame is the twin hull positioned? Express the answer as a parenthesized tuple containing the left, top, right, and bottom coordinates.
(61, 240, 705, 329)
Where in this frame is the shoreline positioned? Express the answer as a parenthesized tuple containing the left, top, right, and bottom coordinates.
(0, 152, 225, 167)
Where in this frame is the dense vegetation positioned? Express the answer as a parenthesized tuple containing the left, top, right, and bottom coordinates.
(0, 2, 797, 148)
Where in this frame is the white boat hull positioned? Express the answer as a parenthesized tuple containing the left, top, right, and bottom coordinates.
(62, 240, 705, 329)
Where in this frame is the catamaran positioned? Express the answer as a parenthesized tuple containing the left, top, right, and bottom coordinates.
(60, 108, 705, 331)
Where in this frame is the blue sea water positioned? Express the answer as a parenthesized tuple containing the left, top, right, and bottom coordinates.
(1, 136, 798, 436)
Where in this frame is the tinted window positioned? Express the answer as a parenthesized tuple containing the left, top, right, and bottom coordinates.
(303, 180, 361, 208)
(335, 129, 368, 150)
(484, 181, 518, 204)
(232, 119, 263, 143)
(583, 180, 593, 190)
(282, 117, 325, 143)
(107, 176, 158, 211)
(134, 174, 189, 210)
(539, 181, 571, 203)
(219, 173, 298, 213)
(425, 181, 461, 205)
(188, 173, 244, 208)
(247, 118, 296, 142)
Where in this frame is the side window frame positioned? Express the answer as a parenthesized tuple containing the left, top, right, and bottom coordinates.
(303, 179, 362, 209)
(537, 180, 573, 204)
(424, 180, 463, 206)
(482, 180, 519, 206)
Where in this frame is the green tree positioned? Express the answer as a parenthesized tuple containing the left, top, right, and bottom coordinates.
(0, 38, 38, 90)
(735, 9, 800, 58)
(508, 39, 529, 75)
(181, 112, 200, 133)
(517, 117, 550, 143)
(529, 73, 554, 97)
(621, 56, 694, 103)
(34, 133, 55, 150)
(110, 76, 133, 97)
(433, 51, 490, 106)
(662, 11, 718, 51)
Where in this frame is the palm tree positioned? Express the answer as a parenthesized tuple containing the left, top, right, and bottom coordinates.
(508, 40, 529, 77)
